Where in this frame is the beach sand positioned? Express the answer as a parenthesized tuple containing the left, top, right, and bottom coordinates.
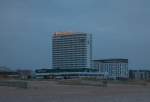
(0, 81, 150, 102)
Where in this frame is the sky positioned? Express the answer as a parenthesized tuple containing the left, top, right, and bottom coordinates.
(0, 0, 150, 70)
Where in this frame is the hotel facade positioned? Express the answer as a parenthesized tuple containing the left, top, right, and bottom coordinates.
(52, 32, 92, 69)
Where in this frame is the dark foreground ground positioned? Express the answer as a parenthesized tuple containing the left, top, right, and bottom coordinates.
(0, 80, 150, 102)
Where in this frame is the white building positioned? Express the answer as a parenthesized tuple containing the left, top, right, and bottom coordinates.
(93, 59, 129, 80)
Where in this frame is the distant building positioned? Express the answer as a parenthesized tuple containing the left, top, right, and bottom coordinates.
(52, 32, 92, 69)
(16, 69, 33, 79)
(129, 70, 150, 80)
(0, 66, 18, 79)
(92, 59, 129, 80)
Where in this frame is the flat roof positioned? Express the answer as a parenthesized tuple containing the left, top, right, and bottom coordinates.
(93, 58, 128, 63)
(54, 32, 87, 36)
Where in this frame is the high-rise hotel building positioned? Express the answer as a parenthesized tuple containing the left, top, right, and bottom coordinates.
(52, 32, 92, 69)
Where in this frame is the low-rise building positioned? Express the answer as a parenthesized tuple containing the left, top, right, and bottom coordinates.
(0, 66, 19, 79)
(92, 59, 129, 80)
(35, 68, 105, 79)
(16, 69, 33, 80)
(129, 70, 150, 80)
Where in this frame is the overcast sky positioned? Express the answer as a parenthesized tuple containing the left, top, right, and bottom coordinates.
(0, 0, 150, 70)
